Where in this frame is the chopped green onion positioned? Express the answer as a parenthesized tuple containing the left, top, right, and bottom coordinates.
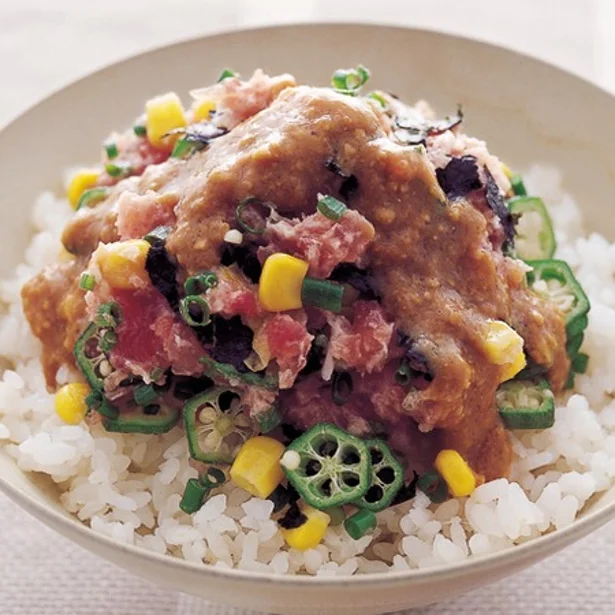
(171, 138, 195, 158)
(510, 174, 527, 196)
(217, 68, 237, 82)
(199, 466, 227, 489)
(368, 91, 388, 108)
(105, 163, 132, 178)
(417, 471, 448, 503)
(344, 508, 377, 540)
(134, 383, 157, 406)
(565, 370, 575, 390)
(94, 302, 122, 329)
(256, 405, 281, 433)
(331, 371, 353, 406)
(144, 225, 171, 246)
(98, 330, 118, 353)
(180, 295, 211, 327)
(180, 478, 210, 514)
(104, 142, 118, 159)
(331, 65, 371, 95)
(301, 278, 344, 312)
(572, 352, 589, 374)
(200, 356, 278, 390)
(235, 197, 271, 235)
(317, 195, 347, 221)
(133, 124, 147, 137)
(76, 187, 109, 211)
(184, 272, 219, 295)
(394, 358, 413, 386)
(79, 273, 96, 291)
(566, 333, 584, 358)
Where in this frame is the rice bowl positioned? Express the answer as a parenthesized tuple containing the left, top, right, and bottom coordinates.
(1, 24, 615, 614)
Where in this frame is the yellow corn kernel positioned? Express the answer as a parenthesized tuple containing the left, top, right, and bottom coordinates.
(230, 436, 285, 498)
(145, 92, 187, 149)
(482, 320, 524, 365)
(258, 253, 309, 312)
(501, 162, 513, 180)
(499, 351, 527, 383)
(434, 449, 476, 497)
(281, 505, 331, 551)
(97, 239, 150, 290)
(55, 383, 91, 425)
(193, 99, 216, 122)
(67, 169, 100, 209)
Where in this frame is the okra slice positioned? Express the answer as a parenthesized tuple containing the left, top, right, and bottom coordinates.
(184, 388, 254, 464)
(496, 378, 555, 429)
(282, 423, 371, 509)
(103, 404, 180, 434)
(526, 259, 590, 338)
(508, 197, 556, 260)
(353, 439, 404, 512)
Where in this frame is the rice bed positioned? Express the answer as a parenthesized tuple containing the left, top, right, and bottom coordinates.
(1, 164, 615, 576)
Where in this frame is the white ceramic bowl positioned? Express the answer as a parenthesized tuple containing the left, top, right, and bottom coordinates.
(1, 23, 615, 615)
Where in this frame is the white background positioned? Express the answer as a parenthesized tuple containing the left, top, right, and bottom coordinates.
(1, 1, 615, 613)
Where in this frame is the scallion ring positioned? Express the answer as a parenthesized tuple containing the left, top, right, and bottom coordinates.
(144, 225, 171, 246)
(171, 138, 195, 159)
(104, 142, 118, 159)
(317, 195, 347, 221)
(217, 68, 237, 82)
(331, 65, 371, 94)
(94, 302, 122, 329)
(332, 371, 353, 405)
(134, 383, 157, 407)
(199, 466, 227, 489)
(79, 273, 96, 291)
(368, 92, 388, 108)
(301, 278, 344, 313)
(105, 163, 132, 178)
(184, 272, 218, 295)
(180, 295, 211, 327)
(76, 187, 109, 211)
(133, 124, 147, 137)
(235, 197, 272, 235)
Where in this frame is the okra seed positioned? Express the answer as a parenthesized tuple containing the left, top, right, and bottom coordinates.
(99, 360, 112, 377)
(280, 450, 301, 471)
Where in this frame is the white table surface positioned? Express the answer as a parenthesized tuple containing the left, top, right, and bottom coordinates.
(1, 1, 615, 613)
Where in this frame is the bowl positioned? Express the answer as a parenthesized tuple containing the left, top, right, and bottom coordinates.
(1, 23, 615, 615)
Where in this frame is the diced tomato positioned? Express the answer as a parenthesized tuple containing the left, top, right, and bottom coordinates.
(263, 314, 313, 389)
(116, 191, 176, 240)
(263, 210, 375, 278)
(207, 270, 261, 319)
(327, 301, 394, 374)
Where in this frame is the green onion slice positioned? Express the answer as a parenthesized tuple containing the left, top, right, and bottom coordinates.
(199, 466, 227, 489)
(217, 68, 237, 82)
(94, 302, 122, 329)
(105, 163, 132, 178)
(235, 197, 272, 235)
(104, 142, 118, 159)
(134, 383, 158, 406)
(301, 278, 344, 313)
(331, 65, 371, 95)
(144, 225, 171, 246)
(133, 124, 147, 137)
(344, 508, 377, 540)
(180, 295, 211, 327)
(184, 272, 219, 295)
(79, 273, 96, 291)
(317, 195, 347, 221)
(332, 371, 353, 406)
(180, 478, 209, 514)
(171, 138, 195, 159)
(368, 91, 388, 108)
(76, 187, 109, 211)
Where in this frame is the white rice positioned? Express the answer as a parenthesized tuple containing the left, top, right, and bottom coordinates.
(1, 164, 614, 575)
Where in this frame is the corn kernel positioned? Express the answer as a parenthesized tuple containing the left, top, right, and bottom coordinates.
(230, 436, 285, 498)
(482, 320, 524, 365)
(145, 92, 187, 149)
(501, 162, 513, 179)
(67, 169, 100, 209)
(434, 449, 476, 497)
(499, 351, 527, 383)
(193, 99, 216, 123)
(281, 505, 331, 551)
(97, 239, 150, 290)
(258, 253, 309, 312)
(55, 383, 91, 425)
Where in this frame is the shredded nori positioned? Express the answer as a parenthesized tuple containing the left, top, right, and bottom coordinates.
(484, 166, 515, 250)
(324, 157, 359, 200)
(391, 471, 419, 506)
(268, 484, 292, 514)
(281, 423, 305, 444)
(220, 244, 262, 284)
(278, 501, 308, 529)
(208, 316, 254, 372)
(171, 375, 215, 400)
(395, 106, 463, 146)
(330, 263, 379, 300)
(178, 122, 228, 147)
(435, 156, 482, 200)
(145, 244, 180, 311)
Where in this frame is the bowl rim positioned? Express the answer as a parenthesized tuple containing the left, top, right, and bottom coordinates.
(1, 20, 615, 588)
